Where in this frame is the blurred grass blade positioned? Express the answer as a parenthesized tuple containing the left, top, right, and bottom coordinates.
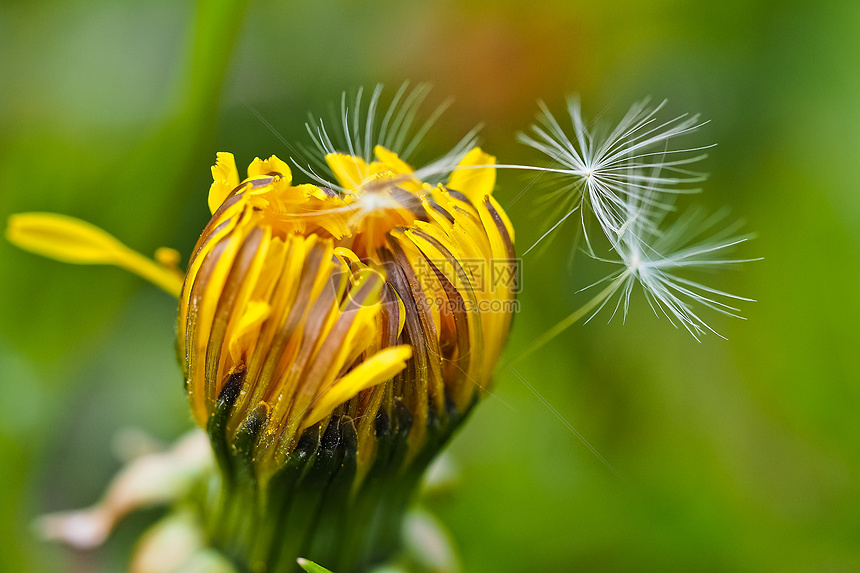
(297, 558, 335, 573)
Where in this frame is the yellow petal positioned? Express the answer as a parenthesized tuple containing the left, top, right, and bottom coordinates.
(8, 212, 126, 264)
(228, 300, 271, 361)
(486, 194, 515, 244)
(393, 287, 406, 337)
(297, 183, 333, 200)
(212, 152, 240, 186)
(208, 152, 239, 214)
(247, 155, 292, 180)
(6, 213, 184, 297)
(208, 182, 233, 215)
(155, 247, 181, 269)
(373, 145, 415, 176)
(334, 246, 362, 267)
(447, 147, 497, 203)
(301, 345, 413, 429)
(325, 153, 368, 191)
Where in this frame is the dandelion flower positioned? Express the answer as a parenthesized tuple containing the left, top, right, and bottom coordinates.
(10, 115, 517, 570)
(185, 142, 517, 569)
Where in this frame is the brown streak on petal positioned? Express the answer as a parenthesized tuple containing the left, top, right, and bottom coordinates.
(259, 239, 329, 403)
(381, 247, 430, 441)
(442, 187, 475, 209)
(204, 226, 263, 402)
(483, 197, 516, 259)
(411, 229, 481, 409)
(185, 237, 231, 423)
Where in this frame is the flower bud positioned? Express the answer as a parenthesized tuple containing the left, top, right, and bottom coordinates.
(179, 146, 516, 570)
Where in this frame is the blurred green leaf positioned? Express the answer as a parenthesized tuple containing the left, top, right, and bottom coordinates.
(0, 1, 249, 572)
(297, 557, 335, 573)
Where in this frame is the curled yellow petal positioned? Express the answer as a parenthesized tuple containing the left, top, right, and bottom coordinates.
(208, 152, 240, 214)
(447, 147, 497, 203)
(301, 345, 413, 430)
(228, 300, 271, 361)
(6, 213, 184, 297)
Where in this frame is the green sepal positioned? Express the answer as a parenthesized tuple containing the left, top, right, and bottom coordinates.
(207, 371, 243, 482)
(232, 401, 270, 488)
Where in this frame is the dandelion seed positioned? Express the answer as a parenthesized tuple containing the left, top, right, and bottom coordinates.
(518, 97, 713, 251)
(601, 204, 758, 340)
(515, 102, 757, 359)
(519, 171, 757, 360)
(298, 83, 481, 192)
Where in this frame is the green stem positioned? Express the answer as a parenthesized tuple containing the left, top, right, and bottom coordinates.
(516, 272, 630, 362)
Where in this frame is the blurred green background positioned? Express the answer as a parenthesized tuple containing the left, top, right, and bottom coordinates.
(1, 0, 859, 571)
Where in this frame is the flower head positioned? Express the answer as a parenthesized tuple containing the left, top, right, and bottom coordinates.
(182, 141, 516, 481)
